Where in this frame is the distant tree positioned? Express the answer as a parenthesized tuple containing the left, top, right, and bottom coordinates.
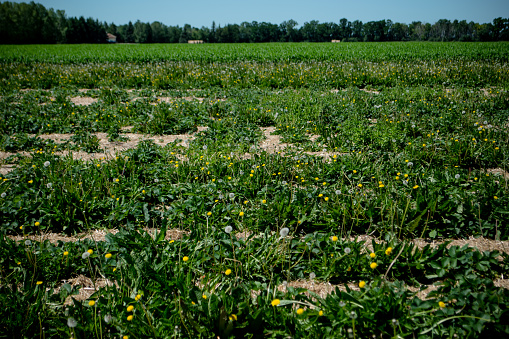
(339, 18, 352, 40)
(125, 21, 135, 43)
(151, 21, 168, 43)
(301, 20, 319, 41)
(179, 23, 191, 43)
(134, 21, 152, 43)
(280, 19, 299, 42)
(351, 20, 363, 41)
(493, 17, 509, 40)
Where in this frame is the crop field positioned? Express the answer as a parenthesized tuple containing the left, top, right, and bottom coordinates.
(1, 42, 509, 338)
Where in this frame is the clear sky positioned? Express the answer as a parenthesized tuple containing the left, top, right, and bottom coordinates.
(8, 0, 509, 27)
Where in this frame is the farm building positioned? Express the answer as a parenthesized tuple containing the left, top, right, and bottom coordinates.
(106, 33, 117, 43)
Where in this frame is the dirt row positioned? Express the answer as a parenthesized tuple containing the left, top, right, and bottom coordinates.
(0, 126, 348, 174)
(49, 272, 509, 306)
(8, 228, 509, 255)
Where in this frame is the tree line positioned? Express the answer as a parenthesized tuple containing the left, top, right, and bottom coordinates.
(1, 1, 508, 44)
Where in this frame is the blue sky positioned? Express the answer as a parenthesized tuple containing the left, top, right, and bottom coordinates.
(10, 0, 509, 27)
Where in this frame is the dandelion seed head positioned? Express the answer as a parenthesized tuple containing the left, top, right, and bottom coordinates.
(335, 189, 341, 195)
(344, 247, 351, 254)
(225, 226, 232, 234)
(229, 193, 235, 199)
(280, 227, 289, 237)
(82, 251, 90, 259)
(44, 161, 50, 167)
(309, 272, 316, 280)
(67, 317, 77, 328)
(25, 240, 31, 246)
(104, 314, 112, 323)
(0, 192, 6, 198)
(407, 162, 413, 167)
(455, 174, 460, 179)
(47, 183, 52, 189)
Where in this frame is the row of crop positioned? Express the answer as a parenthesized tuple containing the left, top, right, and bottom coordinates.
(2, 42, 509, 64)
(1, 58, 508, 91)
(1, 142, 507, 238)
(1, 229, 508, 337)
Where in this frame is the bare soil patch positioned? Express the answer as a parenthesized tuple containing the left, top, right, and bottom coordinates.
(259, 127, 288, 153)
(8, 228, 188, 244)
(70, 96, 98, 106)
(487, 168, 509, 181)
(0, 164, 16, 175)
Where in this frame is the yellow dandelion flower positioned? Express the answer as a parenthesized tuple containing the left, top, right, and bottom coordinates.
(127, 305, 134, 312)
(135, 294, 141, 301)
(239, 211, 244, 216)
(183, 256, 189, 262)
(202, 294, 207, 299)
(318, 310, 324, 316)
(296, 308, 304, 315)
(370, 262, 378, 269)
(105, 253, 112, 259)
(271, 299, 280, 306)
(87, 249, 93, 255)
(36, 281, 43, 285)
(359, 281, 366, 288)
(63, 251, 69, 256)
(225, 269, 232, 275)
(370, 252, 376, 258)
(35, 222, 40, 227)
(207, 212, 212, 216)
(88, 300, 95, 307)
(413, 185, 419, 189)
(127, 315, 133, 321)
(385, 247, 392, 255)
(439, 301, 446, 308)
(331, 236, 338, 242)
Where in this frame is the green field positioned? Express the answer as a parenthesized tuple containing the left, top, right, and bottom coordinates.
(1, 42, 509, 338)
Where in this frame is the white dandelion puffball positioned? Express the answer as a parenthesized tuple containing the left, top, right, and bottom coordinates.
(67, 317, 78, 328)
(224, 226, 232, 234)
(44, 161, 50, 167)
(82, 251, 90, 259)
(280, 227, 290, 237)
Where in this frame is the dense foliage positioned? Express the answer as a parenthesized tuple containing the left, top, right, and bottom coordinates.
(0, 42, 508, 337)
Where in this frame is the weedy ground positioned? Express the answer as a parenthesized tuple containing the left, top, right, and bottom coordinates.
(1, 42, 509, 338)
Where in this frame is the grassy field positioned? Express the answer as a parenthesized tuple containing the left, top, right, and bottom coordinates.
(1, 42, 509, 338)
